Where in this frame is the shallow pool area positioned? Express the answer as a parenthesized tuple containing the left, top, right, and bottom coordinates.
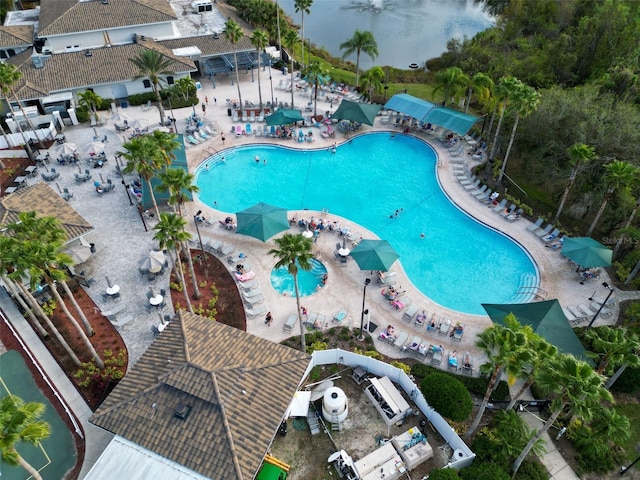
(196, 132, 538, 314)
(270, 258, 328, 297)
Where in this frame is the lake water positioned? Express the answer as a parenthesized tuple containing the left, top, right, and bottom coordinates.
(277, 0, 493, 70)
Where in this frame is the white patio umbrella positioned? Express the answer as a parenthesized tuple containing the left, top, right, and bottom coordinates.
(63, 243, 92, 265)
(111, 112, 129, 123)
(84, 141, 105, 155)
(128, 119, 147, 130)
(51, 142, 77, 156)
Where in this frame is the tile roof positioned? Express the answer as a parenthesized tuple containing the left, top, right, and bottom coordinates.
(38, 0, 177, 37)
(0, 25, 34, 47)
(158, 35, 254, 58)
(0, 183, 94, 242)
(90, 312, 310, 480)
(7, 40, 196, 100)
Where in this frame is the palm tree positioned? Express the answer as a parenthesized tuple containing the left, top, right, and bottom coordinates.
(156, 168, 201, 299)
(488, 76, 521, 165)
(585, 326, 640, 376)
(250, 29, 270, 111)
(613, 195, 640, 258)
(586, 160, 638, 236)
(339, 30, 378, 87)
(497, 83, 540, 184)
(464, 315, 532, 439)
(129, 49, 175, 125)
(359, 66, 385, 102)
(149, 129, 180, 165)
(269, 233, 314, 352)
(223, 19, 245, 112)
(432, 67, 467, 107)
(463, 72, 494, 113)
(294, 0, 313, 69)
(153, 213, 193, 313)
(0, 62, 39, 156)
(0, 394, 51, 480)
(77, 89, 103, 122)
(305, 60, 329, 117)
(119, 135, 168, 218)
(283, 29, 299, 108)
(511, 354, 612, 475)
(553, 143, 596, 223)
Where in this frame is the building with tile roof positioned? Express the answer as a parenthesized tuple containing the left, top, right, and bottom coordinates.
(89, 311, 311, 479)
(0, 25, 33, 59)
(0, 182, 94, 242)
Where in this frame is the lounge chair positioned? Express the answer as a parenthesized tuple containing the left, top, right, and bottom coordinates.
(62, 188, 73, 201)
(507, 208, 524, 222)
(314, 314, 325, 329)
(232, 110, 239, 122)
(463, 179, 482, 191)
(414, 310, 429, 328)
(430, 346, 444, 366)
(448, 351, 459, 371)
(438, 317, 451, 335)
(542, 228, 561, 243)
(235, 126, 243, 137)
(477, 188, 493, 202)
(566, 305, 587, 324)
(394, 331, 409, 349)
(332, 309, 348, 324)
(246, 304, 267, 318)
(186, 135, 200, 145)
(207, 240, 223, 254)
(235, 271, 256, 282)
(563, 307, 584, 326)
(451, 323, 464, 341)
(239, 279, 258, 291)
(198, 130, 210, 140)
(246, 123, 252, 135)
(244, 293, 265, 307)
(402, 304, 418, 322)
(306, 311, 318, 328)
(283, 314, 297, 332)
(249, 111, 256, 123)
(461, 352, 474, 375)
(500, 203, 517, 217)
(221, 245, 235, 257)
(534, 224, 554, 238)
(257, 111, 264, 122)
(469, 184, 487, 196)
(242, 111, 248, 123)
(526, 217, 544, 232)
(491, 198, 508, 213)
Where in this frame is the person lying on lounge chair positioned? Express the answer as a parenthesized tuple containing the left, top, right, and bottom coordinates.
(379, 325, 396, 340)
(450, 323, 464, 337)
(449, 351, 458, 367)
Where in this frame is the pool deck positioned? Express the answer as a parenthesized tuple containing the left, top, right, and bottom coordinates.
(2, 70, 618, 480)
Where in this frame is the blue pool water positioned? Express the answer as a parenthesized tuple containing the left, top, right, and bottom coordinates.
(270, 258, 328, 297)
(196, 132, 538, 314)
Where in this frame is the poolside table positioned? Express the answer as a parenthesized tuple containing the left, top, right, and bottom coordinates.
(149, 295, 163, 306)
(25, 165, 38, 177)
(106, 285, 120, 296)
(14, 176, 27, 187)
(4, 186, 17, 194)
(338, 248, 350, 257)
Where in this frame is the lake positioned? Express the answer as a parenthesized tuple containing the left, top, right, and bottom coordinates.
(277, 0, 494, 70)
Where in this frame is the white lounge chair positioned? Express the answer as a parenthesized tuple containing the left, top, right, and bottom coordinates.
(246, 304, 267, 318)
(402, 304, 418, 322)
(332, 309, 348, 324)
(283, 314, 297, 332)
(394, 331, 409, 349)
(526, 217, 544, 232)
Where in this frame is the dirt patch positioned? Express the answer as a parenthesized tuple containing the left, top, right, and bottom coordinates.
(0, 154, 33, 192)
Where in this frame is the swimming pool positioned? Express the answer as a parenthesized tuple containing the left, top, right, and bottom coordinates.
(270, 258, 328, 297)
(196, 132, 538, 314)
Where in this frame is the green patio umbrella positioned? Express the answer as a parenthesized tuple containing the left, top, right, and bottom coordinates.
(561, 237, 612, 268)
(264, 109, 304, 126)
(235, 202, 289, 242)
(349, 239, 399, 272)
(331, 100, 382, 126)
(482, 300, 588, 361)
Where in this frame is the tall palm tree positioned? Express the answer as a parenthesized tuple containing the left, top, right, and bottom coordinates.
(0, 394, 51, 480)
(463, 72, 494, 113)
(586, 160, 638, 236)
(250, 29, 270, 111)
(294, 0, 313, 68)
(497, 83, 540, 184)
(0, 62, 39, 156)
(432, 67, 467, 107)
(283, 29, 299, 108)
(269, 233, 314, 352)
(584, 326, 640, 376)
(129, 49, 174, 126)
(119, 135, 167, 218)
(613, 195, 640, 258)
(339, 30, 378, 87)
(553, 143, 596, 223)
(153, 213, 193, 313)
(149, 129, 180, 165)
(359, 66, 385, 102)
(223, 19, 245, 112)
(77, 89, 103, 122)
(511, 354, 612, 475)
(464, 315, 532, 439)
(156, 168, 201, 299)
(487, 76, 522, 166)
(305, 60, 329, 117)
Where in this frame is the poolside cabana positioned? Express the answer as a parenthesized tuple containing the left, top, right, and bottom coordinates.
(384, 93, 479, 135)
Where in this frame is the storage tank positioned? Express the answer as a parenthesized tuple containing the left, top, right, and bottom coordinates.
(322, 387, 348, 424)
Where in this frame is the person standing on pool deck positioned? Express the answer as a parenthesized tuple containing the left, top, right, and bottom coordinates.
(202, 103, 206, 114)
(221, 134, 225, 145)
(265, 311, 273, 325)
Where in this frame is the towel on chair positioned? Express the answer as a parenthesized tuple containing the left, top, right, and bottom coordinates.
(235, 271, 256, 282)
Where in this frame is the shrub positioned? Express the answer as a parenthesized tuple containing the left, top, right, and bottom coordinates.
(427, 468, 460, 480)
(391, 361, 411, 375)
(410, 364, 510, 401)
(459, 462, 510, 480)
(513, 458, 548, 480)
(420, 372, 473, 422)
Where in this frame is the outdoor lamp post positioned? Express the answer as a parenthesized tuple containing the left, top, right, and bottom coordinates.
(588, 282, 614, 328)
(358, 278, 371, 341)
(114, 154, 133, 206)
(194, 210, 209, 276)
(620, 443, 640, 476)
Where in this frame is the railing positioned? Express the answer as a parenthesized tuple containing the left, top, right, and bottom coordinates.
(517, 285, 548, 300)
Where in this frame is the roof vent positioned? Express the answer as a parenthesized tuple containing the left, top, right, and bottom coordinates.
(174, 402, 192, 421)
(31, 55, 48, 69)
(140, 35, 146, 41)
(85, 49, 92, 57)
(213, 33, 219, 40)
(102, 0, 109, 4)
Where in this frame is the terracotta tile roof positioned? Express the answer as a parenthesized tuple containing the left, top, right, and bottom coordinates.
(7, 41, 196, 101)
(0, 183, 94, 242)
(38, 0, 177, 37)
(159, 35, 254, 57)
(90, 312, 310, 480)
(0, 25, 34, 47)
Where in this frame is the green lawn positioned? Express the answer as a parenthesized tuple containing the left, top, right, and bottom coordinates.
(615, 401, 640, 470)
